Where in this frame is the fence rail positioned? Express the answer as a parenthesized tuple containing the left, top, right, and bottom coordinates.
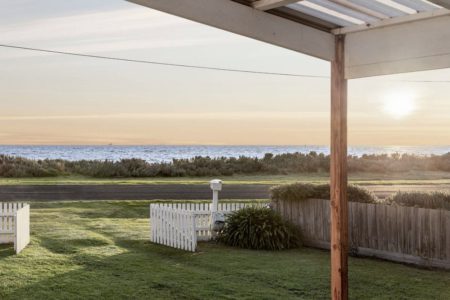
(272, 199, 450, 269)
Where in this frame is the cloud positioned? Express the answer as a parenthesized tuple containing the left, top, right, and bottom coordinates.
(0, 6, 236, 58)
(0, 112, 330, 121)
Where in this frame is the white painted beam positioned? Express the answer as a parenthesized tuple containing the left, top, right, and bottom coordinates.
(428, 0, 450, 9)
(126, 0, 334, 61)
(333, 8, 450, 34)
(252, 0, 300, 11)
(345, 15, 450, 78)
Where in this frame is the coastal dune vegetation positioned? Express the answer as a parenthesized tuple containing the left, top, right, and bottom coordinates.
(0, 152, 449, 178)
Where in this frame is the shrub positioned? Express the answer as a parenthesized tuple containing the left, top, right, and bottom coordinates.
(217, 207, 301, 250)
(270, 183, 377, 204)
(385, 191, 450, 210)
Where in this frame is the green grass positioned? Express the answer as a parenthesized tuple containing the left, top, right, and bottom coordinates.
(1, 171, 450, 186)
(0, 201, 449, 299)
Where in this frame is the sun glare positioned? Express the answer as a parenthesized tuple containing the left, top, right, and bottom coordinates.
(382, 91, 416, 119)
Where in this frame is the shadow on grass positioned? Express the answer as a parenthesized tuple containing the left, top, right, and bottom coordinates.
(40, 237, 111, 255)
(0, 243, 14, 258)
(4, 241, 330, 300)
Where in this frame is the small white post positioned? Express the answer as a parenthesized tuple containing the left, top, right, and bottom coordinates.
(209, 179, 223, 238)
(210, 179, 222, 213)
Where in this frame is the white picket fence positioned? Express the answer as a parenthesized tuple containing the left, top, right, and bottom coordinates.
(150, 205, 197, 251)
(150, 202, 267, 252)
(0, 202, 30, 254)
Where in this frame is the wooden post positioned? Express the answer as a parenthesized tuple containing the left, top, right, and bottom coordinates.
(330, 34, 348, 300)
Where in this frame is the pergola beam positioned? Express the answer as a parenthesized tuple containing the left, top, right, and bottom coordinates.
(333, 8, 450, 34)
(252, 0, 300, 11)
(126, 0, 334, 61)
(345, 14, 450, 78)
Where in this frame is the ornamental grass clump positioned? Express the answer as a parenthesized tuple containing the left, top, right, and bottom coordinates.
(217, 207, 301, 250)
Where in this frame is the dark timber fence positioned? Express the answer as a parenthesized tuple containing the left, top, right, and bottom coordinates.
(272, 198, 450, 269)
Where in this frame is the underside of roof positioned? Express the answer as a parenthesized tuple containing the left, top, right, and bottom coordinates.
(127, 0, 450, 78)
(238, 0, 449, 33)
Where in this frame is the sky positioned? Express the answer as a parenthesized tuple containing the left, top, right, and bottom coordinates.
(0, 0, 449, 146)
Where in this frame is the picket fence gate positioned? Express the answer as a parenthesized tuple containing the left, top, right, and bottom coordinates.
(150, 202, 267, 252)
(0, 202, 31, 254)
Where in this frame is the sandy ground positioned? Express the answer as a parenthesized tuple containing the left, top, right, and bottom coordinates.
(0, 184, 449, 201)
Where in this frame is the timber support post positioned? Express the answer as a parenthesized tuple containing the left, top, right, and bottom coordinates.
(330, 34, 348, 300)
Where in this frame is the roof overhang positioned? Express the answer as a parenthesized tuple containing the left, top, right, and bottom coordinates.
(126, 0, 450, 79)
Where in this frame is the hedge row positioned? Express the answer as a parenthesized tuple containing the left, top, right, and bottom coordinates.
(0, 151, 449, 178)
(385, 191, 450, 210)
(270, 183, 377, 204)
(270, 183, 450, 210)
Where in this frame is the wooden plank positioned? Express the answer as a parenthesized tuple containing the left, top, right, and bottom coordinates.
(387, 205, 397, 253)
(446, 211, 450, 260)
(367, 203, 377, 250)
(362, 203, 370, 248)
(348, 202, 356, 249)
(374, 204, 384, 252)
(325, 200, 331, 242)
(429, 209, 440, 260)
(421, 208, 431, 258)
(405, 206, 412, 255)
(330, 34, 348, 300)
(318, 200, 324, 241)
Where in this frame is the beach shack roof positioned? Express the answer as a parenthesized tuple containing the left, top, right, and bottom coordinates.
(125, 1, 450, 299)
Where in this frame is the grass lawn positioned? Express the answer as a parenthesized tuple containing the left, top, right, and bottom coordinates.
(1, 171, 450, 186)
(0, 201, 449, 299)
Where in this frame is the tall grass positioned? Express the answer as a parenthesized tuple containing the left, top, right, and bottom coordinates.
(0, 151, 449, 178)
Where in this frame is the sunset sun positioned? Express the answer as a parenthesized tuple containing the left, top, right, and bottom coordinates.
(383, 91, 417, 119)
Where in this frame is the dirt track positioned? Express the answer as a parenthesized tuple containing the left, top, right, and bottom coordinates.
(0, 184, 449, 201)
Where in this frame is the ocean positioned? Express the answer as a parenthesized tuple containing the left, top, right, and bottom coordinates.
(0, 145, 448, 163)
